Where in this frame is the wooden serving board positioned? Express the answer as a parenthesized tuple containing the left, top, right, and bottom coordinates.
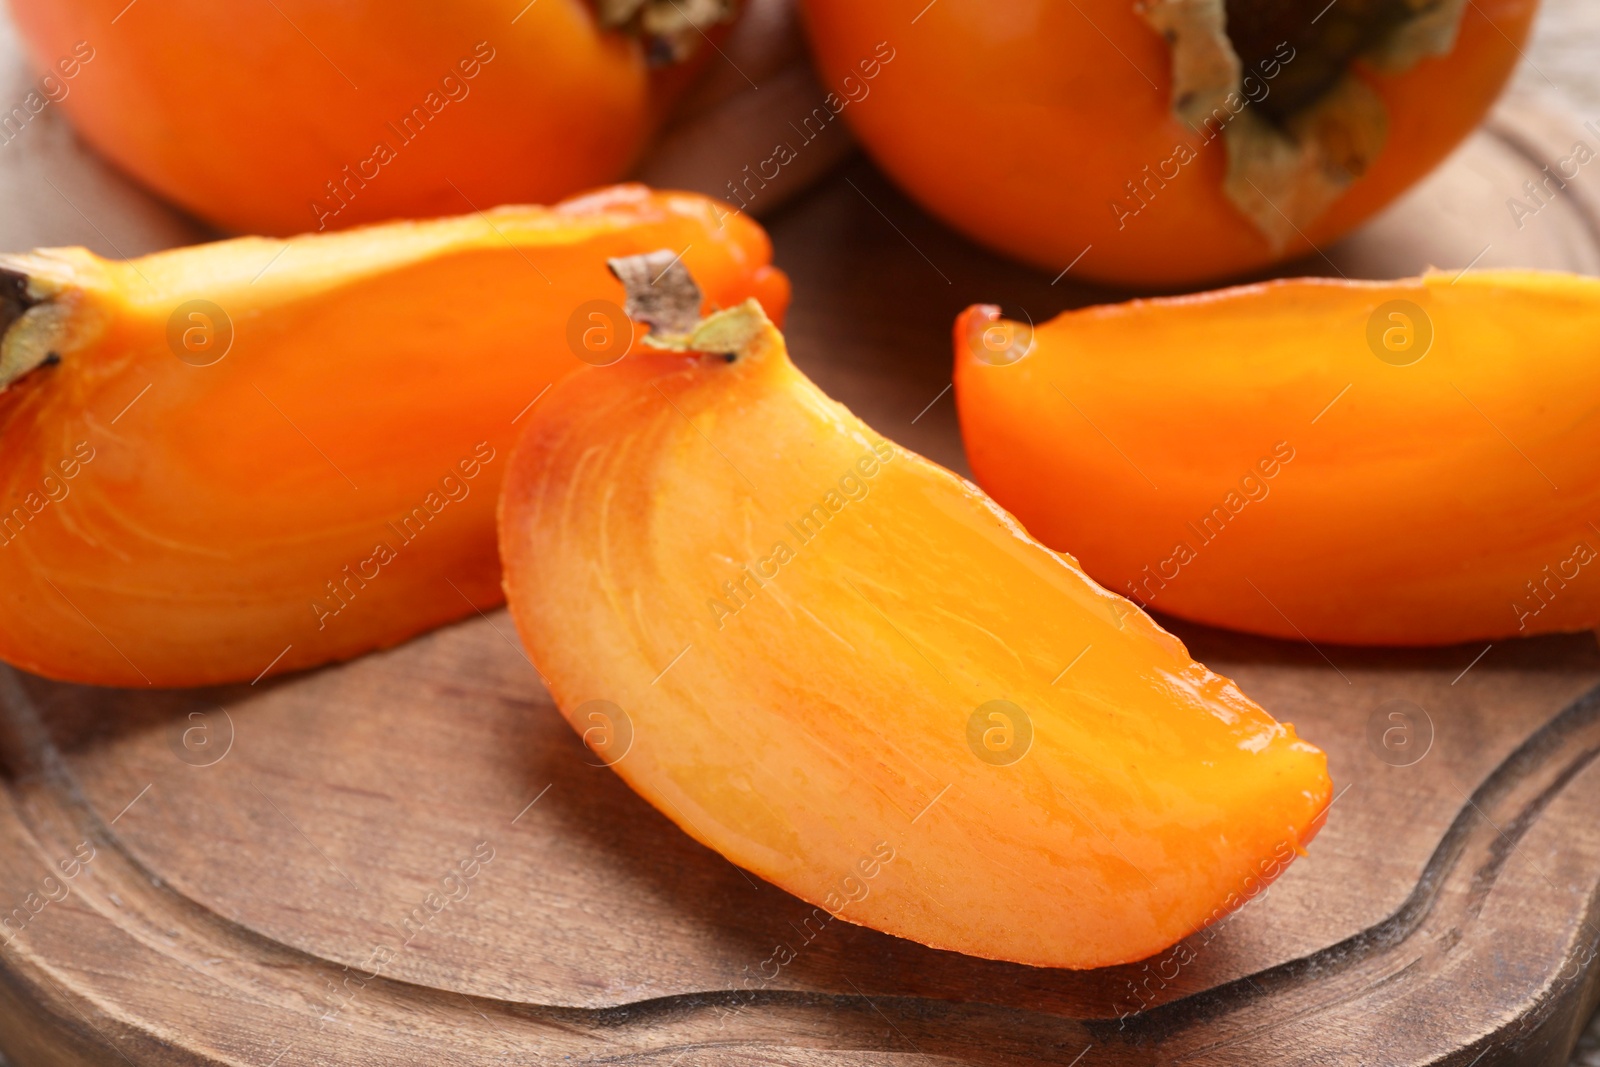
(4, 86, 1600, 1067)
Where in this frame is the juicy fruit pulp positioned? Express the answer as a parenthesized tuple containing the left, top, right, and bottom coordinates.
(954, 271, 1600, 646)
(0, 187, 787, 687)
(500, 295, 1331, 969)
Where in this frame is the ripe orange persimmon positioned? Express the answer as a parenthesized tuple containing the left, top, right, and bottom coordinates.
(954, 272, 1600, 647)
(8, 0, 739, 235)
(0, 186, 787, 687)
(499, 267, 1331, 969)
(799, 0, 1537, 285)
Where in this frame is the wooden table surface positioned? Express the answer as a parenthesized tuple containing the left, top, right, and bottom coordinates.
(1518, 0, 1600, 113)
(0, 2, 1593, 1067)
(1516, 10, 1600, 1064)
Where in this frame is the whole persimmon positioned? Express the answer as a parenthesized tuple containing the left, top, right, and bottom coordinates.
(8, 0, 738, 235)
(798, 0, 1538, 285)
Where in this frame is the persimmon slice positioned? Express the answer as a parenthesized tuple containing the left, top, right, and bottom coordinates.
(954, 271, 1600, 646)
(0, 186, 787, 687)
(499, 276, 1331, 969)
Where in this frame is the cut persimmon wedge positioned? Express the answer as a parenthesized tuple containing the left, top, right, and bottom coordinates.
(954, 272, 1600, 646)
(0, 186, 787, 687)
(499, 265, 1331, 969)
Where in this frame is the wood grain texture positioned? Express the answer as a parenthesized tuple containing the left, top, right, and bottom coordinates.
(1511, 6, 1600, 1062)
(5, 620, 1600, 1066)
(0, 88, 1599, 1065)
(2, 1, 1600, 1063)
(1517, 0, 1600, 114)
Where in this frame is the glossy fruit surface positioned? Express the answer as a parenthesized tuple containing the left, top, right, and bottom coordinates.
(500, 296, 1331, 969)
(799, 0, 1537, 285)
(954, 271, 1600, 646)
(0, 186, 787, 687)
(8, 0, 734, 235)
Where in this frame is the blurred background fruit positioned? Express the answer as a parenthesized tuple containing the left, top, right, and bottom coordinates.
(798, 0, 1539, 286)
(0, 14, 204, 252)
(5, 0, 740, 235)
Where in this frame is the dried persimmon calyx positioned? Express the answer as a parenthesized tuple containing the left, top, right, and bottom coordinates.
(596, 0, 739, 64)
(0, 256, 96, 392)
(1140, 0, 1468, 248)
(609, 250, 766, 357)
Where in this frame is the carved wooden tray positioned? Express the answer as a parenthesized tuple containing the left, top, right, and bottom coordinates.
(1, 92, 1598, 1066)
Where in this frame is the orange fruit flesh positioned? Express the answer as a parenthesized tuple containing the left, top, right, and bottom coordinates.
(500, 303, 1331, 969)
(954, 271, 1600, 646)
(0, 186, 787, 687)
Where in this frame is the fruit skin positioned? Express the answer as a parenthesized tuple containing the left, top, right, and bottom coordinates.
(953, 271, 1600, 647)
(499, 299, 1330, 970)
(797, 0, 1536, 286)
(0, 186, 788, 688)
(7, 0, 724, 235)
